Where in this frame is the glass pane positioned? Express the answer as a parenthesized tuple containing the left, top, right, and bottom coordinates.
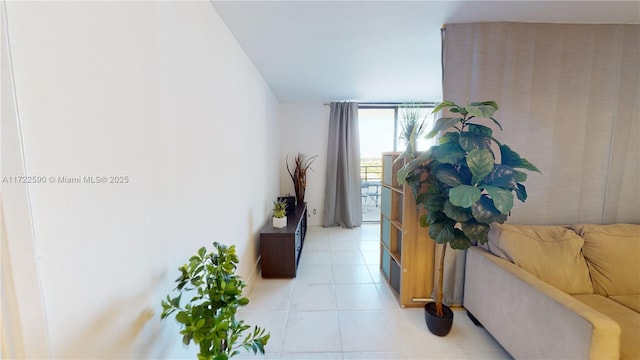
(359, 108, 395, 157)
(358, 106, 436, 224)
(396, 107, 436, 152)
(360, 108, 393, 223)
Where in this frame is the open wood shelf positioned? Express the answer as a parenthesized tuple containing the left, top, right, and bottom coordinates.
(379, 152, 435, 308)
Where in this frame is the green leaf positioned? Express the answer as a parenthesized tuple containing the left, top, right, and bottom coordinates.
(396, 149, 432, 185)
(426, 211, 448, 226)
(429, 221, 456, 244)
(449, 229, 473, 250)
(483, 185, 515, 215)
(423, 194, 447, 212)
(426, 117, 463, 138)
(513, 170, 528, 182)
(405, 171, 425, 200)
(484, 165, 518, 190)
(489, 117, 503, 131)
(424, 175, 443, 195)
(469, 101, 499, 110)
(467, 123, 493, 137)
(467, 149, 495, 185)
(419, 214, 429, 227)
(443, 200, 472, 222)
(432, 142, 465, 165)
(461, 220, 490, 244)
(432, 100, 460, 114)
(471, 195, 508, 224)
(515, 183, 528, 202)
(193, 330, 204, 344)
(459, 132, 491, 152)
(176, 311, 191, 325)
(171, 294, 182, 308)
(500, 144, 541, 173)
(416, 192, 429, 207)
(465, 102, 498, 119)
(182, 333, 192, 346)
(434, 164, 463, 187)
(449, 185, 482, 208)
(438, 132, 459, 145)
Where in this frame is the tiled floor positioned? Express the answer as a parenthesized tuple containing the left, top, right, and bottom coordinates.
(238, 224, 512, 359)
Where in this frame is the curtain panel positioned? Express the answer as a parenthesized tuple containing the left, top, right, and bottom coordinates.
(440, 22, 640, 305)
(323, 102, 362, 228)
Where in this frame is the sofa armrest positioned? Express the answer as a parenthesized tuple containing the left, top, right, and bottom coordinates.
(464, 246, 620, 360)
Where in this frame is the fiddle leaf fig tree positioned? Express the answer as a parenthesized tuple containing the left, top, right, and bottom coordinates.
(398, 100, 540, 317)
(161, 242, 269, 360)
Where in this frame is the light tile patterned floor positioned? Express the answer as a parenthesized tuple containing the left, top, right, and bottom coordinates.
(238, 224, 512, 359)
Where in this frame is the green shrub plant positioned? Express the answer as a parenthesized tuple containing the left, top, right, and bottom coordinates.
(161, 242, 269, 360)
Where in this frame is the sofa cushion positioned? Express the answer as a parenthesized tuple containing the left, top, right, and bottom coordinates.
(610, 295, 640, 313)
(574, 294, 640, 360)
(571, 224, 640, 296)
(488, 223, 593, 294)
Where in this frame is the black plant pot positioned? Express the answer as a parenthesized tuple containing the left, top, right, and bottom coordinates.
(424, 302, 454, 337)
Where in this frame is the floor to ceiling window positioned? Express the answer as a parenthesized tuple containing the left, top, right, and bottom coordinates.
(358, 104, 435, 223)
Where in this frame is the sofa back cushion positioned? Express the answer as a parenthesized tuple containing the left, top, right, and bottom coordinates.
(570, 224, 640, 296)
(487, 223, 593, 294)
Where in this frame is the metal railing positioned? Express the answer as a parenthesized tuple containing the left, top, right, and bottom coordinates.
(360, 164, 382, 183)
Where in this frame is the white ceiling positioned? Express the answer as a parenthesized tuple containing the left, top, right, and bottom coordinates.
(211, 1, 640, 102)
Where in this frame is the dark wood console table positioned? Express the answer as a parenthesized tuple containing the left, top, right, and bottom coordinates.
(259, 204, 307, 278)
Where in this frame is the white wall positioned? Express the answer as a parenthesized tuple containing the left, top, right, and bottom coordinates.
(1, 2, 50, 355)
(3, 2, 279, 358)
(279, 102, 329, 226)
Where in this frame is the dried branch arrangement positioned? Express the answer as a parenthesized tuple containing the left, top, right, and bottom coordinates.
(286, 153, 318, 204)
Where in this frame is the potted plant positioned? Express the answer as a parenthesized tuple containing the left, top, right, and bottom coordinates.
(161, 242, 270, 359)
(272, 200, 288, 228)
(399, 104, 427, 153)
(286, 153, 318, 205)
(397, 100, 540, 336)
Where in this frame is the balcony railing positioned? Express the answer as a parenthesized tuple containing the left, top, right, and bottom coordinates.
(361, 162, 382, 216)
(361, 164, 382, 183)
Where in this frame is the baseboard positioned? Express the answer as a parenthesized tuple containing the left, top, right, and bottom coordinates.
(245, 255, 261, 295)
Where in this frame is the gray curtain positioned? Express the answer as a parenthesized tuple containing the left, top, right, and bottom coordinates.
(439, 22, 640, 306)
(323, 102, 362, 228)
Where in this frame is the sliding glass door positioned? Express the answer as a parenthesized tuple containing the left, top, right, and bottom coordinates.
(358, 105, 435, 223)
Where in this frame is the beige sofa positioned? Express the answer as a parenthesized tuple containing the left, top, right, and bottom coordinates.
(463, 223, 640, 359)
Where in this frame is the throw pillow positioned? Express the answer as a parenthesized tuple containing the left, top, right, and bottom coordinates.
(571, 223, 640, 296)
(488, 223, 594, 294)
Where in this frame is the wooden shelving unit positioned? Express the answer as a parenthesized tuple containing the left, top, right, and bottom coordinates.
(380, 152, 435, 308)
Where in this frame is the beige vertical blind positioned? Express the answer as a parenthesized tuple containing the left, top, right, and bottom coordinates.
(443, 22, 639, 225)
(440, 22, 639, 306)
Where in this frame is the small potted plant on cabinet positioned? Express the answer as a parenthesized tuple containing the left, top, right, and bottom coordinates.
(397, 100, 540, 336)
(272, 200, 288, 228)
(161, 242, 270, 359)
